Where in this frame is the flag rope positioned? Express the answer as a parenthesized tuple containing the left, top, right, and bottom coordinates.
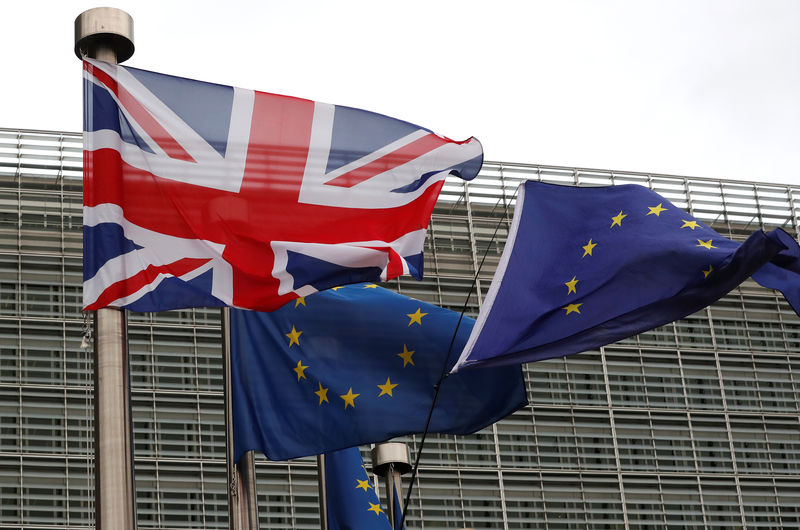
(399, 185, 520, 528)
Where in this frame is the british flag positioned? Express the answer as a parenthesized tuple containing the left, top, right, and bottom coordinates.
(82, 59, 482, 312)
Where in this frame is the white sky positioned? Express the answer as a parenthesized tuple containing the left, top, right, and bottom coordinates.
(4, 0, 800, 185)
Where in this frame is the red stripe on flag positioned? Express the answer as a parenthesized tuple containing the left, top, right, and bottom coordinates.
(85, 257, 212, 310)
(322, 134, 444, 188)
(86, 62, 196, 163)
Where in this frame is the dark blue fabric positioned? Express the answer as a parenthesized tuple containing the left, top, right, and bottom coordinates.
(285, 250, 384, 292)
(455, 181, 800, 371)
(231, 284, 527, 461)
(123, 269, 226, 313)
(325, 447, 392, 530)
(125, 65, 234, 158)
(391, 154, 484, 194)
(752, 228, 800, 315)
(85, 80, 155, 152)
(83, 223, 142, 281)
(326, 105, 422, 175)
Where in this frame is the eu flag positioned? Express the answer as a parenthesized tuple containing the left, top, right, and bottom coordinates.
(452, 181, 800, 372)
(325, 447, 392, 530)
(231, 285, 527, 461)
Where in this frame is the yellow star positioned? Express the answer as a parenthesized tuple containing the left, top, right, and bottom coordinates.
(331, 286, 344, 291)
(647, 203, 668, 216)
(286, 326, 302, 347)
(314, 382, 329, 404)
(582, 239, 597, 257)
(397, 345, 415, 367)
(367, 503, 384, 516)
(377, 377, 398, 397)
(356, 478, 372, 492)
(407, 308, 427, 326)
(363, 284, 378, 289)
(340, 387, 360, 409)
(681, 220, 700, 230)
(565, 276, 578, 295)
(610, 211, 627, 228)
(293, 360, 308, 381)
(697, 239, 718, 249)
(563, 303, 582, 315)
(703, 265, 713, 278)
(294, 297, 306, 307)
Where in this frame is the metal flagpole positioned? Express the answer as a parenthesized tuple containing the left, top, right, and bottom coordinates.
(74, 8, 137, 530)
(316, 454, 329, 530)
(372, 443, 411, 529)
(222, 308, 260, 529)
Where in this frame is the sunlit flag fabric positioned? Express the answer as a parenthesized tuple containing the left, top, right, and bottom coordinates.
(81, 59, 483, 312)
(452, 181, 800, 372)
(324, 447, 393, 530)
(230, 284, 527, 461)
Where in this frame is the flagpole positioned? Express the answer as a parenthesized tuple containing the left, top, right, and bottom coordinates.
(316, 454, 328, 530)
(74, 8, 136, 530)
(372, 443, 411, 529)
(222, 307, 260, 529)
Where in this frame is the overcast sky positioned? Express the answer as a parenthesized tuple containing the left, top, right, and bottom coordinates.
(5, 0, 799, 185)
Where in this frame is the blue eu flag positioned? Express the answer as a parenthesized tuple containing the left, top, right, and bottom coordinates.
(452, 181, 800, 372)
(325, 447, 392, 530)
(231, 285, 527, 461)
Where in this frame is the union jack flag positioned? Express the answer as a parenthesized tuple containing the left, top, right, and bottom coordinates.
(82, 59, 483, 311)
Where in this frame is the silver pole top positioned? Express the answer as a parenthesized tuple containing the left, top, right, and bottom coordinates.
(74, 7, 134, 62)
(371, 442, 412, 475)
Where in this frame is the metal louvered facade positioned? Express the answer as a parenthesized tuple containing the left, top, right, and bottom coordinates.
(1, 126, 799, 529)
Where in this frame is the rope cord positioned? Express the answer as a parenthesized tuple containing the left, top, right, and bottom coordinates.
(399, 186, 519, 528)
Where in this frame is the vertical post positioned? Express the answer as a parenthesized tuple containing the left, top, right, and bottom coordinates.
(222, 308, 260, 529)
(371, 443, 412, 529)
(317, 454, 328, 530)
(74, 8, 136, 530)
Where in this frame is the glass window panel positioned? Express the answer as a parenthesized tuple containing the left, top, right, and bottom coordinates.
(623, 475, 667, 526)
(455, 427, 497, 467)
(564, 352, 606, 406)
(740, 478, 781, 527)
(652, 413, 695, 473)
(659, 475, 705, 528)
(764, 416, 800, 473)
(540, 473, 588, 527)
(573, 411, 615, 470)
(614, 411, 657, 471)
(528, 358, 570, 405)
(605, 348, 648, 408)
(534, 407, 579, 469)
(497, 408, 538, 468)
(700, 477, 743, 525)
(504, 472, 547, 527)
(691, 415, 734, 473)
(730, 416, 771, 473)
(641, 350, 686, 409)
(719, 354, 760, 411)
(581, 474, 624, 525)
(754, 355, 798, 413)
(675, 311, 715, 349)
(681, 353, 724, 410)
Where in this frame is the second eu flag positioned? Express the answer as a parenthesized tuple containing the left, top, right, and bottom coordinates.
(324, 447, 394, 530)
(230, 285, 527, 462)
(82, 59, 482, 312)
(452, 181, 800, 372)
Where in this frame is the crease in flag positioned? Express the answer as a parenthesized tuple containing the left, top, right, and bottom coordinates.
(452, 181, 800, 372)
(230, 284, 527, 462)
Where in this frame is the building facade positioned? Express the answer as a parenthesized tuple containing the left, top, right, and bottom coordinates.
(1, 126, 799, 529)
